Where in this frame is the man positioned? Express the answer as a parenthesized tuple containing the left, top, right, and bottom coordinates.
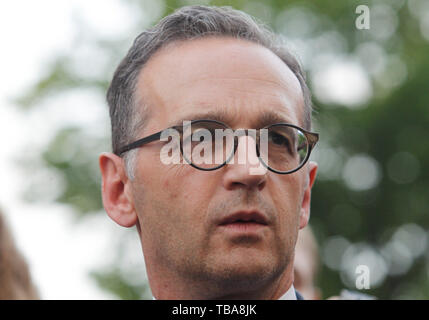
(99, 5, 318, 300)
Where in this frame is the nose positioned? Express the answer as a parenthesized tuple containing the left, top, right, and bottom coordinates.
(222, 135, 267, 191)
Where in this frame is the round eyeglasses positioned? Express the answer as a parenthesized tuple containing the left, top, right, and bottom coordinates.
(117, 119, 319, 174)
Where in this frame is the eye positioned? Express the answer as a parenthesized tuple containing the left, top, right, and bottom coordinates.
(269, 131, 290, 147)
(192, 128, 215, 143)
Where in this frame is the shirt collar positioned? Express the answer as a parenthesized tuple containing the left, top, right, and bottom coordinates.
(278, 284, 297, 300)
(152, 284, 298, 300)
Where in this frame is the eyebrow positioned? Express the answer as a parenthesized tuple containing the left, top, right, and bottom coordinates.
(169, 109, 295, 129)
(170, 109, 231, 127)
(257, 111, 295, 128)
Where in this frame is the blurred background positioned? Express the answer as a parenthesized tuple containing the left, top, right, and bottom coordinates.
(0, 0, 428, 299)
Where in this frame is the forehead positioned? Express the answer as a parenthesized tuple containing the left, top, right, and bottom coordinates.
(137, 37, 305, 131)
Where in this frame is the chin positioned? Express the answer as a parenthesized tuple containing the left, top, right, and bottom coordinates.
(209, 251, 282, 285)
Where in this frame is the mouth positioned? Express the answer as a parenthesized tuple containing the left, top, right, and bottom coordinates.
(218, 211, 269, 233)
(219, 211, 268, 225)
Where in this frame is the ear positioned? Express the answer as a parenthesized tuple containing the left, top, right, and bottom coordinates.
(99, 152, 137, 228)
(299, 161, 318, 229)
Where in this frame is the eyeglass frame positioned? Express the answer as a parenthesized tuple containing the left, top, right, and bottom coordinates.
(116, 119, 319, 174)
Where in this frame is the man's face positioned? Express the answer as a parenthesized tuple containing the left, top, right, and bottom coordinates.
(128, 37, 316, 293)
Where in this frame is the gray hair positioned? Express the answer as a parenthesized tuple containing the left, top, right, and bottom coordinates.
(106, 5, 313, 178)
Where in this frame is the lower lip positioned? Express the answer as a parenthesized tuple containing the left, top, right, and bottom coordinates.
(219, 222, 267, 233)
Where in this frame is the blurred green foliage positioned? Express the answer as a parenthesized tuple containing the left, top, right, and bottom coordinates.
(16, 0, 429, 299)
(91, 268, 151, 300)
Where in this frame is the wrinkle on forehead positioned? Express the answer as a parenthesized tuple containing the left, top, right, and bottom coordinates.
(137, 37, 305, 130)
(169, 104, 298, 129)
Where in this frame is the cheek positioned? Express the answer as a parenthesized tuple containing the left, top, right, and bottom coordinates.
(140, 164, 214, 227)
(270, 174, 304, 230)
(162, 179, 178, 199)
(161, 166, 200, 201)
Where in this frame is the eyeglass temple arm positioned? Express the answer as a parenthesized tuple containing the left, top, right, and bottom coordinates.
(117, 131, 163, 155)
(307, 132, 319, 147)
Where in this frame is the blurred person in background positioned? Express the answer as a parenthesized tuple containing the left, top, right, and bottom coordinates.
(294, 226, 321, 300)
(294, 226, 375, 300)
(0, 209, 39, 300)
(100, 5, 319, 299)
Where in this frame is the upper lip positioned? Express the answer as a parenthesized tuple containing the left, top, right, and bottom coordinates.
(218, 210, 269, 226)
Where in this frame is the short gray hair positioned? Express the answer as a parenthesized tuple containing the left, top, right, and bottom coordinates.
(106, 5, 313, 176)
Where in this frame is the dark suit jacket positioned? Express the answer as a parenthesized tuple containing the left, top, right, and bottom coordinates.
(295, 290, 304, 300)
